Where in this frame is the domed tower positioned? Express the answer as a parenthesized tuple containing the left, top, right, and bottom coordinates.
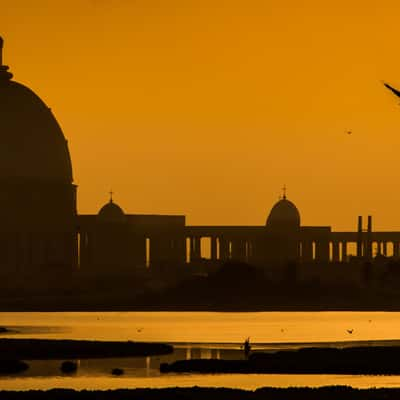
(266, 196, 300, 233)
(98, 196, 126, 224)
(87, 195, 134, 271)
(265, 191, 301, 264)
(0, 38, 77, 273)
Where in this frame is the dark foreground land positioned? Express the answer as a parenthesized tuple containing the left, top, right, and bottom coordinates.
(0, 339, 173, 360)
(3, 387, 400, 400)
(161, 346, 400, 375)
(5, 260, 400, 311)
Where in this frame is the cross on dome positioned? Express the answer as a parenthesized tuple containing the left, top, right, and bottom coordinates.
(0, 36, 3, 65)
(0, 36, 13, 80)
(281, 185, 287, 200)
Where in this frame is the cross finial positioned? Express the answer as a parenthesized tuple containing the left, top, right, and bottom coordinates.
(109, 190, 114, 203)
(282, 185, 287, 200)
(0, 37, 13, 80)
(0, 37, 3, 66)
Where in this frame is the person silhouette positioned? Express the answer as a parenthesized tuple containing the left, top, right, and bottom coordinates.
(243, 337, 251, 359)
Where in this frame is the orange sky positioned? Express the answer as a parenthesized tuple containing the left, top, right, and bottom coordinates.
(2, 0, 400, 230)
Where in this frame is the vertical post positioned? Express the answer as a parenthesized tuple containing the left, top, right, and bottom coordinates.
(394, 242, 399, 258)
(210, 236, 217, 260)
(357, 216, 363, 257)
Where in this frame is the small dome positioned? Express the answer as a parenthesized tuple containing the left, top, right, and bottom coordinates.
(98, 199, 126, 223)
(266, 196, 300, 231)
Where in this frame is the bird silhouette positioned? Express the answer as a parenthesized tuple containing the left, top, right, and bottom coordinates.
(383, 82, 400, 99)
(347, 329, 354, 334)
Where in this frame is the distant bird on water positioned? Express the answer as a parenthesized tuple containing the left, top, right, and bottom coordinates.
(383, 82, 400, 99)
(347, 131, 352, 135)
(347, 329, 354, 334)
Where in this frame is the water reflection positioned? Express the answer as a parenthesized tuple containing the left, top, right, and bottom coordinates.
(5, 347, 244, 380)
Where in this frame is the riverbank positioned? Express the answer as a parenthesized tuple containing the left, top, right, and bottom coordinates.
(161, 346, 400, 375)
(0, 339, 173, 360)
(1, 387, 400, 400)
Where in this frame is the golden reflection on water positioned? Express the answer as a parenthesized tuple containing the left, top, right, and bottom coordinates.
(1, 311, 400, 344)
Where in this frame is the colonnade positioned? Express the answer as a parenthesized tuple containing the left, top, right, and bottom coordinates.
(187, 236, 253, 263)
(77, 227, 400, 271)
(301, 240, 400, 263)
(187, 236, 400, 265)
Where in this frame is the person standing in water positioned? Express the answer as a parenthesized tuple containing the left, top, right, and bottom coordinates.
(244, 337, 251, 359)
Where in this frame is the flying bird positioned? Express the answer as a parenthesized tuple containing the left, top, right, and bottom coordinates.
(383, 82, 400, 99)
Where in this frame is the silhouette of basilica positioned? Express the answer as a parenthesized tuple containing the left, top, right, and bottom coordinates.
(1, 38, 399, 277)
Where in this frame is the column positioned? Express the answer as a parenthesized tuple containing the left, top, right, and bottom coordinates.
(231, 239, 246, 261)
(191, 237, 201, 261)
(383, 241, 388, 256)
(210, 236, 217, 260)
(79, 231, 85, 269)
(219, 238, 228, 261)
(246, 240, 253, 261)
(366, 215, 373, 260)
(332, 241, 339, 262)
(301, 241, 313, 262)
(316, 240, 330, 262)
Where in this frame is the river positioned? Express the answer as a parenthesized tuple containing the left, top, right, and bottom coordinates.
(1, 311, 400, 390)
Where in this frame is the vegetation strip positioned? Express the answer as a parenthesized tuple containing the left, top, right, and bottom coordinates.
(3, 387, 400, 400)
(161, 346, 400, 374)
(0, 339, 173, 360)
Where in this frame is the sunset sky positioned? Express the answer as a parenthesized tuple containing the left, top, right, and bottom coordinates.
(2, 0, 400, 230)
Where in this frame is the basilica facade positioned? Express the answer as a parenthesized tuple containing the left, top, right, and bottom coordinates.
(1, 37, 399, 277)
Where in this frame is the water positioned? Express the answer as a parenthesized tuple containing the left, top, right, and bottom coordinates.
(1, 311, 400, 390)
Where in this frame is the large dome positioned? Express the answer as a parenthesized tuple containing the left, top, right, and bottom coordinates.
(0, 39, 73, 183)
(266, 196, 300, 231)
